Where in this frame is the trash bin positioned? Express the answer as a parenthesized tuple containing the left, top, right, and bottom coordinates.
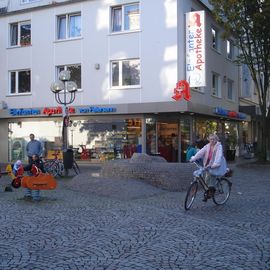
(63, 149, 74, 169)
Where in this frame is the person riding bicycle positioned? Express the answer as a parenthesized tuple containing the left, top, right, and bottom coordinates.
(190, 134, 227, 201)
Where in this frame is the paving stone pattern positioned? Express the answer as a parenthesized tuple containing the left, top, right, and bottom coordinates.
(0, 162, 269, 270)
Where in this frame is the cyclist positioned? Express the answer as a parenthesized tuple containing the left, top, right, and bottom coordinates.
(190, 134, 227, 201)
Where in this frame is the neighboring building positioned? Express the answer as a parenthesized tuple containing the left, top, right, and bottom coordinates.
(0, 0, 248, 163)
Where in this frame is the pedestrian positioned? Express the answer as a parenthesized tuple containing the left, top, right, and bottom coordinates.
(23, 154, 45, 201)
(26, 133, 42, 164)
(190, 134, 227, 201)
(186, 142, 199, 162)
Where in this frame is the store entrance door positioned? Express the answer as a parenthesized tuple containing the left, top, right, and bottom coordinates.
(157, 122, 179, 162)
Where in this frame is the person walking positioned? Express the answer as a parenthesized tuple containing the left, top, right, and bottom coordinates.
(26, 134, 42, 164)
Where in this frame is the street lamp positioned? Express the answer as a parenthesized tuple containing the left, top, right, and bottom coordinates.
(50, 70, 78, 150)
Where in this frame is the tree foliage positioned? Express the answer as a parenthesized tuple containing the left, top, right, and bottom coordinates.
(209, 0, 270, 160)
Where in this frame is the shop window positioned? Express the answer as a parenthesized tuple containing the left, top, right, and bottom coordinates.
(9, 70, 31, 94)
(56, 64, 81, 89)
(57, 13, 81, 40)
(70, 119, 142, 161)
(111, 3, 140, 32)
(212, 72, 220, 97)
(146, 118, 157, 155)
(111, 59, 140, 87)
(10, 21, 31, 47)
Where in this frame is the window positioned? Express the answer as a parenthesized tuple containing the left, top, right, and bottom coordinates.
(111, 59, 140, 87)
(57, 64, 81, 89)
(211, 27, 219, 51)
(111, 3, 140, 32)
(212, 72, 220, 97)
(227, 79, 234, 100)
(10, 21, 31, 47)
(9, 70, 31, 94)
(57, 13, 81, 40)
(227, 40, 234, 59)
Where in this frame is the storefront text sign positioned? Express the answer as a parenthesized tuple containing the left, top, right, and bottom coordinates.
(214, 107, 246, 120)
(43, 107, 76, 116)
(9, 106, 117, 116)
(9, 108, 41, 116)
(79, 107, 116, 113)
(186, 11, 206, 87)
(172, 80, 191, 101)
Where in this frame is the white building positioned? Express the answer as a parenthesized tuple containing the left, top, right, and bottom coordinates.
(0, 0, 248, 163)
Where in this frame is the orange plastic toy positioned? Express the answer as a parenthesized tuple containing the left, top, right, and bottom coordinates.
(21, 174, 57, 190)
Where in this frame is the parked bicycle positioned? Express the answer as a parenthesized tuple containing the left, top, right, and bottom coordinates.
(184, 161, 232, 210)
(43, 151, 64, 177)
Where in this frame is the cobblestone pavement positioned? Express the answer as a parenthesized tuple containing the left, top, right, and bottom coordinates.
(0, 162, 269, 270)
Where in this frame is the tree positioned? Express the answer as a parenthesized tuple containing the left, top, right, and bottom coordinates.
(209, 0, 270, 160)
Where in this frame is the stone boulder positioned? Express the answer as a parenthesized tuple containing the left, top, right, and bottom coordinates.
(101, 153, 196, 192)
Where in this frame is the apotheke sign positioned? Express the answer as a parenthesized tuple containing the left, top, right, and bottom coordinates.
(186, 11, 206, 87)
(9, 106, 117, 116)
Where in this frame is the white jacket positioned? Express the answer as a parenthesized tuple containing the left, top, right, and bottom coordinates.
(191, 142, 227, 176)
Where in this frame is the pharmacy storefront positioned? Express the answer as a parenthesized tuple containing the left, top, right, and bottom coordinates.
(1, 104, 248, 163)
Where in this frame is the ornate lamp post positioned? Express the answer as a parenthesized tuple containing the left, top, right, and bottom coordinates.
(50, 70, 78, 150)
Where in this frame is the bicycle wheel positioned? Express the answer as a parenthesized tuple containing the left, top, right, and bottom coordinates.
(44, 160, 59, 177)
(184, 181, 198, 210)
(57, 161, 65, 177)
(213, 177, 232, 205)
(72, 160, 80, 175)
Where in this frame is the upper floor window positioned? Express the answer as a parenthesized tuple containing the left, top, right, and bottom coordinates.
(111, 59, 140, 87)
(227, 79, 234, 101)
(57, 64, 81, 90)
(10, 21, 31, 47)
(9, 70, 31, 94)
(226, 39, 234, 60)
(212, 72, 220, 97)
(57, 13, 81, 40)
(111, 3, 140, 32)
(211, 27, 219, 51)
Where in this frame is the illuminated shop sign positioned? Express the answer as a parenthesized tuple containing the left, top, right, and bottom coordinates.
(43, 107, 76, 116)
(79, 107, 116, 113)
(186, 11, 206, 87)
(214, 107, 246, 120)
(9, 106, 117, 116)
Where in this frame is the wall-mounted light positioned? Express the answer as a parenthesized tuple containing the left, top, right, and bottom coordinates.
(223, 76, 227, 83)
(95, 64, 100, 70)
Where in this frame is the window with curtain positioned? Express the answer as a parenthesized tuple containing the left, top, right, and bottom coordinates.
(111, 59, 140, 87)
(57, 13, 81, 40)
(9, 70, 31, 94)
(10, 21, 31, 46)
(56, 64, 81, 89)
(111, 3, 140, 32)
(211, 27, 219, 51)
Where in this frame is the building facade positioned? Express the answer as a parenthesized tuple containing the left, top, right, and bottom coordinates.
(0, 0, 249, 163)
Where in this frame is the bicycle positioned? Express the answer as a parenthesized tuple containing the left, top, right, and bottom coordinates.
(184, 161, 232, 210)
(43, 150, 64, 177)
(71, 157, 80, 175)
